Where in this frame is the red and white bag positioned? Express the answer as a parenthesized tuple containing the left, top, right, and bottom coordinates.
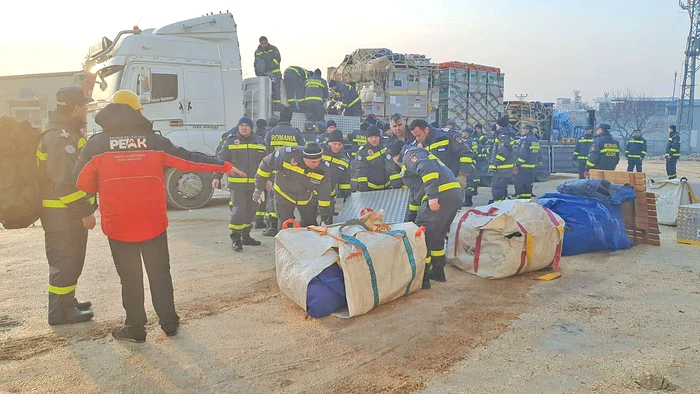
(446, 200, 564, 279)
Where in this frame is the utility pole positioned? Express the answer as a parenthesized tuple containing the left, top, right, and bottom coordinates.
(677, 0, 700, 135)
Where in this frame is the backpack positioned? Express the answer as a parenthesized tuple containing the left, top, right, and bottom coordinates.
(0, 116, 42, 229)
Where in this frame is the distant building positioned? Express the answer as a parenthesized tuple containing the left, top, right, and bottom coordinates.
(592, 95, 699, 155)
(0, 71, 80, 128)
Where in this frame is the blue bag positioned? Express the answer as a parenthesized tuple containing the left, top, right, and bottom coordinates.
(306, 263, 347, 318)
(537, 193, 633, 255)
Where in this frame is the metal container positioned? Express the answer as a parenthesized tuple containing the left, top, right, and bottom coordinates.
(677, 203, 700, 245)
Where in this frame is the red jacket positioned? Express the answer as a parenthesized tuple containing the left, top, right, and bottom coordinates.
(74, 104, 232, 242)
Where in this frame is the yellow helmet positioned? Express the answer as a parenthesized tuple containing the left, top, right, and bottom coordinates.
(111, 90, 143, 111)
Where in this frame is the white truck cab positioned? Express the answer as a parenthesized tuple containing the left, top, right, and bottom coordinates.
(83, 12, 245, 209)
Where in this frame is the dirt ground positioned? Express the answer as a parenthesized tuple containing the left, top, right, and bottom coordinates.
(0, 161, 698, 393)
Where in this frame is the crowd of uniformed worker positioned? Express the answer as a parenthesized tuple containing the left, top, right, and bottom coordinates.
(32, 35, 685, 341)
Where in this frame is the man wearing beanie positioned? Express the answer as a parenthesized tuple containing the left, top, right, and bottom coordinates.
(408, 119, 476, 207)
(254, 143, 332, 230)
(255, 119, 268, 139)
(214, 117, 266, 252)
(315, 119, 339, 145)
(304, 68, 328, 122)
(355, 125, 391, 191)
(388, 140, 461, 289)
(262, 107, 305, 236)
(320, 129, 352, 224)
(585, 123, 620, 176)
(489, 117, 517, 203)
(513, 124, 539, 199)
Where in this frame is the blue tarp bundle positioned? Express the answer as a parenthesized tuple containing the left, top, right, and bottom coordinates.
(556, 179, 636, 205)
(306, 263, 347, 318)
(537, 193, 633, 255)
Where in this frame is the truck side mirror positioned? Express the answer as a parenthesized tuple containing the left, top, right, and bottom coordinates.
(137, 67, 152, 103)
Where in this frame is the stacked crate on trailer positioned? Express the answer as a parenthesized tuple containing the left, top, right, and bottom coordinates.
(436, 62, 504, 128)
(328, 48, 433, 121)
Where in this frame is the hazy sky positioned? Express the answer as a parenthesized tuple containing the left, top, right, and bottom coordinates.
(0, 0, 689, 101)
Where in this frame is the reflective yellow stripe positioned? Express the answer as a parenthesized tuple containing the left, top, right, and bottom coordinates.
(78, 138, 87, 149)
(496, 154, 506, 161)
(59, 190, 87, 204)
(345, 96, 360, 107)
(307, 171, 324, 181)
(255, 212, 266, 217)
(490, 164, 514, 169)
(318, 200, 331, 207)
(521, 164, 536, 168)
(305, 96, 323, 101)
(438, 182, 461, 192)
(270, 141, 298, 147)
(600, 148, 619, 153)
(323, 155, 350, 168)
(367, 181, 389, 189)
(229, 223, 250, 230)
(228, 177, 256, 183)
(586, 161, 596, 167)
(271, 69, 281, 73)
(269, 212, 278, 218)
(389, 173, 402, 180)
(36, 149, 48, 161)
(43, 196, 95, 208)
(257, 168, 271, 178)
(629, 140, 644, 144)
(428, 140, 450, 150)
(409, 204, 420, 211)
(460, 157, 473, 163)
(273, 183, 313, 205)
(422, 172, 439, 182)
(627, 155, 641, 158)
(228, 144, 266, 150)
(431, 249, 445, 257)
(426, 256, 432, 264)
(366, 148, 387, 161)
(282, 161, 305, 175)
(577, 156, 588, 160)
(48, 284, 76, 295)
(518, 158, 526, 163)
(357, 177, 368, 182)
(339, 184, 351, 190)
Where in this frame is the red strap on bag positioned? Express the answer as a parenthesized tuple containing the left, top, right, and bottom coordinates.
(453, 207, 499, 257)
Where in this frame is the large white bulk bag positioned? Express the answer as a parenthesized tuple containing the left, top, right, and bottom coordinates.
(648, 178, 699, 226)
(275, 222, 427, 318)
(446, 200, 564, 279)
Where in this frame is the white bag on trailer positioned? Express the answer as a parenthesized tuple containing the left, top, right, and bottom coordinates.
(446, 200, 564, 279)
(647, 178, 699, 226)
(275, 221, 427, 318)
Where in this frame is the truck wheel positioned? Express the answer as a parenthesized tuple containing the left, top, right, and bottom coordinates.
(165, 168, 215, 210)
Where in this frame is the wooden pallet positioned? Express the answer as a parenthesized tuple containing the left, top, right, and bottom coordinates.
(589, 170, 661, 246)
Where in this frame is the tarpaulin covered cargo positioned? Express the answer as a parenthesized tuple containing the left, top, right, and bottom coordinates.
(647, 178, 699, 226)
(275, 221, 427, 318)
(537, 193, 632, 255)
(446, 200, 564, 279)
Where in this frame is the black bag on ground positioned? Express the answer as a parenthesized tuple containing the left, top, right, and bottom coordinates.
(0, 116, 42, 229)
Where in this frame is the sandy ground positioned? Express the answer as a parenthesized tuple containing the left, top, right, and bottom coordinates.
(0, 161, 698, 393)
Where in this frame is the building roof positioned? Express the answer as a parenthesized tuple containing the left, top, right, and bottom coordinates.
(0, 71, 81, 81)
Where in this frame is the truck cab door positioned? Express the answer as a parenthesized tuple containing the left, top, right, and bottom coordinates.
(183, 66, 226, 155)
(130, 64, 188, 148)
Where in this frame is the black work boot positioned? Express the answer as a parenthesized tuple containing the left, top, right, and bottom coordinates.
(422, 264, 432, 289)
(429, 256, 447, 282)
(49, 307, 94, 326)
(231, 231, 243, 252)
(112, 326, 146, 343)
(161, 322, 180, 337)
(463, 194, 473, 207)
(74, 299, 92, 311)
(241, 228, 261, 246)
(254, 215, 266, 229)
(262, 218, 278, 237)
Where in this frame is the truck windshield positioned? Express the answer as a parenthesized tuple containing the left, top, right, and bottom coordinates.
(91, 65, 124, 102)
